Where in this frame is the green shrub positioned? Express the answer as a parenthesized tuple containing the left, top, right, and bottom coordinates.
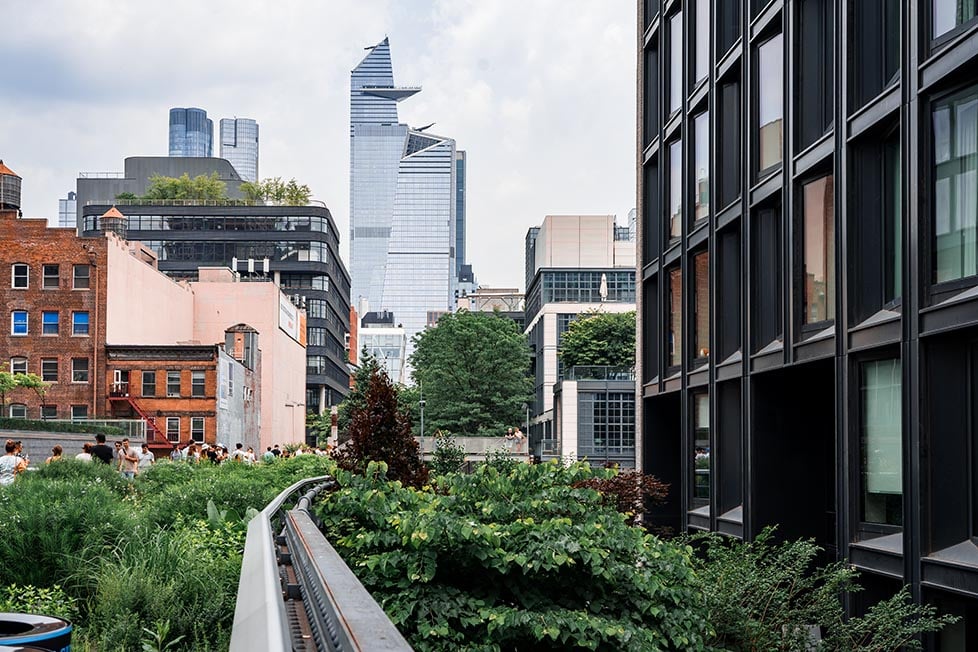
(0, 584, 78, 622)
(0, 477, 134, 589)
(0, 417, 124, 436)
(689, 528, 957, 651)
(29, 458, 131, 497)
(316, 461, 710, 651)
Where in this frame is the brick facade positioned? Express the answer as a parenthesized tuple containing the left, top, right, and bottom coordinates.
(0, 209, 107, 420)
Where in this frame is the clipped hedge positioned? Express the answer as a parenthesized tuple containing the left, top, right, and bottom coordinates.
(0, 417, 125, 437)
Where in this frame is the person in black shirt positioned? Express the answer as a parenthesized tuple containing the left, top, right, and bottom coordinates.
(91, 433, 115, 465)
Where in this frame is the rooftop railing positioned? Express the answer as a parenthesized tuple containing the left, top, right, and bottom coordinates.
(78, 172, 125, 179)
(563, 365, 636, 381)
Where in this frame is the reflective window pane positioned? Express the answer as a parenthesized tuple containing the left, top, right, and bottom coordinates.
(693, 392, 710, 510)
(669, 139, 683, 239)
(668, 267, 683, 367)
(861, 358, 902, 527)
(694, 112, 710, 222)
(933, 0, 978, 39)
(695, 0, 710, 84)
(669, 11, 683, 114)
(757, 34, 784, 172)
(933, 87, 978, 283)
(694, 251, 710, 359)
(802, 174, 835, 324)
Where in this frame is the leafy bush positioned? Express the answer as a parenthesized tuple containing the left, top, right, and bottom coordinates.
(0, 417, 124, 436)
(316, 461, 710, 651)
(428, 431, 465, 476)
(0, 584, 78, 622)
(690, 528, 957, 651)
(572, 468, 669, 526)
(137, 469, 275, 529)
(30, 457, 131, 497)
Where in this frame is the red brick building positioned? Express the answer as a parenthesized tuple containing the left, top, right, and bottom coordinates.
(1, 180, 108, 421)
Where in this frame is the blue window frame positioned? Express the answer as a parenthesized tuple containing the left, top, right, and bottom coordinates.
(11, 311, 27, 335)
(72, 311, 90, 336)
(42, 311, 59, 335)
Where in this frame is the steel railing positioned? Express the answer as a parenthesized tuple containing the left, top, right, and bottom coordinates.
(230, 476, 413, 652)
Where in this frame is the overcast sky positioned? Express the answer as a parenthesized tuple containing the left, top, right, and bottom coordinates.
(3, 0, 636, 291)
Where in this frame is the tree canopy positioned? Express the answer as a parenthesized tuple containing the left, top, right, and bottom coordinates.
(239, 177, 312, 205)
(558, 310, 636, 370)
(140, 173, 228, 200)
(409, 310, 533, 437)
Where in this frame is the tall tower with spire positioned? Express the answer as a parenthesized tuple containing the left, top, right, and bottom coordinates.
(349, 38, 461, 366)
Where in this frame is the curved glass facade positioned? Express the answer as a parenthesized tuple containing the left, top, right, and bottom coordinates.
(220, 118, 259, 182)
(169, 108, 213, 157)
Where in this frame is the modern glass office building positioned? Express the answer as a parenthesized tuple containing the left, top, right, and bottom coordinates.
(350, 38, 459, 362)
(169, 108, 213, 157)
(220, 118, 259, 182)
(81, 203, 352, 415)
(637, 0, 978, 640)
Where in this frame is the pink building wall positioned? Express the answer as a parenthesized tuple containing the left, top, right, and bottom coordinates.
(191, 270, 307, 451)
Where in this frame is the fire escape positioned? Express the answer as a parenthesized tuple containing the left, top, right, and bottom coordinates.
(108, 381, 169, 449)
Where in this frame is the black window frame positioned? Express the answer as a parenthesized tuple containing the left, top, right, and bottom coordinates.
(850, 0, 901, 111)
(929, 0, 978, 48)
(667, 265, 683, 373)
(796, 171, 836, 334)
(717, 223, 742, 361)
(666, 9, 684, 119)
(754, 31, 784, 180)
(795, 0, 834, 151)
(692, 110, 711, 227)
(692, 249, 710, 364)
(717, 74, 742, 210)
(751, 204, 784, 352)
(691, 390, 711, 512)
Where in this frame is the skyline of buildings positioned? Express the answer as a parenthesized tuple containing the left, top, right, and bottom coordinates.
(349, 37, 462, 363)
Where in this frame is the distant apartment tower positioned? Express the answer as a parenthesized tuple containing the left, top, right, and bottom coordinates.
(169, 108, 213, 157)
(350, 38, 459, 361)
(220, 117, 259, 182)
(57, 192, 76, 229)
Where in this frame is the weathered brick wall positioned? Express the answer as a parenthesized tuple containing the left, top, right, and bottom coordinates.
(0, 210, 107, 419)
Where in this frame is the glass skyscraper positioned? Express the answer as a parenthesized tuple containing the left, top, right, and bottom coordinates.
(350, 38, 460, 363)
(219, 117, 259, 182)
(169, 107, 213, 157)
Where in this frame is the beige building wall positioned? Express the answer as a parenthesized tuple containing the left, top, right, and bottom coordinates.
(104, 234, 195, 344)
(534, 215, 635, 271)
(191, 273, 306, 451)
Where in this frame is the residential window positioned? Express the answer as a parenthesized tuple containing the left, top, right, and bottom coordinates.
(851, 0, 900, 110)
(643, 44, 660, 148)
(11, 310, 27, 336)
(643, 159, 661, 260)
(668, 267, 683, 368)
(40, 405, 57, 419)
(166, 417, 181, 442)
(692, 392, 711, 510)
(669, 139, 683, 240)
(9, 404, 27, 419)
(668, 11, 683, 115)
(802, 174, 835, 325)
(718, 77, 742, 208)
(42, 264, 60, 289)
(757, 33, 784, 175)
(42, 311, 59, 336)
(71, 405, 88, 421)
(693, 111, 710, 223)
(142, 370, 156, 397)
(933, 0, 978, 40)
(11, 263, 28, 289)
(752, 205, 783, 351)
(796, 0, 833, 150)
(718, 0, 741, 54)
(10, 357, 27, 375)
(860, 358, 903, 528)
(72, 358, 90, 383)
(41, 358, 58, 382)
(694, 0, 709, 86)
(694, 251, 710, 360)
(73, 264, 90, 289)
(72, 311, 90, 336)
(933, 86, 978, 284)
(167, 371, 181, 397)
(191, 370, 206, 397)
(191, 417, 205, 443)
(884, 136, 902, 304)
(717, 226, 742, 360)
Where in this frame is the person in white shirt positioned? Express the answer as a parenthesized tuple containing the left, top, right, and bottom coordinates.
(75, 442, 94, 462)
(137, 444, 155, 472)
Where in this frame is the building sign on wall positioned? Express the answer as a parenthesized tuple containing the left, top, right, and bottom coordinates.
(279, 293, 303, 345)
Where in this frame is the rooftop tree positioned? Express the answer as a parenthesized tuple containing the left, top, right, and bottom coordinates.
(558, 310, 636, 369)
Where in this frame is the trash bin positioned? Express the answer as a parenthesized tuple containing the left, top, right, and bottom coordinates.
(0, 614, 72, 652)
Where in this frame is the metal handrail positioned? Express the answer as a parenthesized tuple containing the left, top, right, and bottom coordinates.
(230, 476, 413, 652)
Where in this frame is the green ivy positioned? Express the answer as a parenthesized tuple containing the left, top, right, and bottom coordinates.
(316, 461, 711, 651)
